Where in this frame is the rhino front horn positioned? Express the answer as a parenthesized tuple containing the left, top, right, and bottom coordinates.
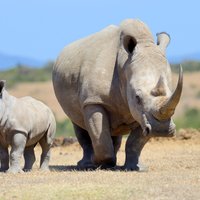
(159, 65, 183, 119)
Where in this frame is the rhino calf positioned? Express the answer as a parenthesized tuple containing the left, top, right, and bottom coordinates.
(0, 81, 56, 173)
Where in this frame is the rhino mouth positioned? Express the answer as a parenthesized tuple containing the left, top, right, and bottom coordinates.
(141, 113, 176, 137)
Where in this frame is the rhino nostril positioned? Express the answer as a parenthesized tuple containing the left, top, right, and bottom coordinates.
(142, 124, 151, 136)
(145, 126, 151, 135)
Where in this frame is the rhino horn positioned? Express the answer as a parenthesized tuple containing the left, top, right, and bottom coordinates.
(158, 65, 183, 119)
(151, 75, 166, 97)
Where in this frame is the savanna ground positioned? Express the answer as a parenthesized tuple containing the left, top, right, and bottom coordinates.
(0, 129, 200, 200)
(0, 71, 199, 199)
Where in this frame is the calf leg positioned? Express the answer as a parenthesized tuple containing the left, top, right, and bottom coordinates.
(39, 135, 51, 171)
(124, 126, 150, 171)
(83, 105, 115, 169)
(7, 133, 26, 173)
(73, 122, 94, 169)
(23, 144, 36, 171)
(0, 145, 9, 171)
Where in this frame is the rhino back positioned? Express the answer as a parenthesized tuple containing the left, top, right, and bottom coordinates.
(53, 25, 122, 127)
(8, 97, 53, 136)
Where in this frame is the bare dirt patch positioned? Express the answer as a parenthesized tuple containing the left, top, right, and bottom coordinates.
(0, 130, 200, 200)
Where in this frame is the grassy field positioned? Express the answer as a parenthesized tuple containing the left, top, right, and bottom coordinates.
(1, 68, 200, 199)
(0, 130, 200, 200)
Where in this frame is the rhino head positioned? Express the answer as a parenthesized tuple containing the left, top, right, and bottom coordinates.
(118, 20, 183, 137)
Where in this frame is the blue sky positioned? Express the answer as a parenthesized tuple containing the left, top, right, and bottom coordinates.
(0, 0, 200, 62)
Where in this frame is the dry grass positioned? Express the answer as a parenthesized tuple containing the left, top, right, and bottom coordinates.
(0, 134, 200, 200)
(2, 72, 199, 199)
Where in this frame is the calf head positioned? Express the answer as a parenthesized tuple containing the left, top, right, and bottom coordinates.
(118, 19, 183, 137)
(0, 80, 6, 119)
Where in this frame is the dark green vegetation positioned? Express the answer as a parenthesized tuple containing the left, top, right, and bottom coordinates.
(1, 60, 200, 88)
(171, 61, 200, 73)
(175, 108, 200, 130)
(0, 61, 54, 88)
(56, 119, 75, 137)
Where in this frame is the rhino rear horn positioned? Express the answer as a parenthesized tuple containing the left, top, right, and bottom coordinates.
(157, 32, 170, 54)
(151, 75, 166, 97)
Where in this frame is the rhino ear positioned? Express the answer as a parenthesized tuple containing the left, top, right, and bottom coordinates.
(0, 80, 6, 94)
(123, 35, 137, 54)
(156, 32, 170, 54)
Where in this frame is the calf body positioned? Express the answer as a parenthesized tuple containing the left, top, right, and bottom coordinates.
(0, 81, 56, 173)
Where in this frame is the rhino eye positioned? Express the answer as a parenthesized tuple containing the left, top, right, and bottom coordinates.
(136, 95, 142, 105)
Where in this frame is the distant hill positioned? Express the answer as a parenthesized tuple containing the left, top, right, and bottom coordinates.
(0, 51, 200, 71)
(0, 52, 45, 70)
(169, 52, 200, 64)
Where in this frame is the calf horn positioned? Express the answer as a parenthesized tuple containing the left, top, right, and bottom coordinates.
(159, 65, 183, 119)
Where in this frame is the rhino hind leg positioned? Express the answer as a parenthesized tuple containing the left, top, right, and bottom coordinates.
(83, 105, 116, 169)
(124, 127, 150, 171)
(73, 122, 95, 169)
(23, 144, 36, 171)
(0, 146, 9, 171)
(112, 136, 122, 155)
(39, 135, 51, 171)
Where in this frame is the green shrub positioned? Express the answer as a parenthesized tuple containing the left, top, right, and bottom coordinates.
(56, 119, 75, 137)
(175, 108, 200, 129)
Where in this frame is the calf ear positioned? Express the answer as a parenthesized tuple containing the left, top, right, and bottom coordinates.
(0, 80, 6, 94)
(157, 32, 170, 54)
(123, 35, 137, 54)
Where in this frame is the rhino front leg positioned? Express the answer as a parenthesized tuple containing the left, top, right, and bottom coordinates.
(124, 126, 150, 171)
(7, 133, 26, 173)
(83, 105, 115, 169)
(73, 122, 95, 169)
(0, 145, 9, 171)
(23, 144, 36, 171)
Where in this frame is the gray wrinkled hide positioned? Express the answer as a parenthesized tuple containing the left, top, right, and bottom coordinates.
(53, 19, 179, 170)
(0, 82, 56, 173)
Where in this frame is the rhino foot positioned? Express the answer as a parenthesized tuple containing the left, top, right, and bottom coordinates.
(77, 159, 96, 170)
(123, 163, 148, 172)
(6, 167, 24, 174)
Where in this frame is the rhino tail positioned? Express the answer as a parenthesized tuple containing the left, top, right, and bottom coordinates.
(46, 114, 56, 146)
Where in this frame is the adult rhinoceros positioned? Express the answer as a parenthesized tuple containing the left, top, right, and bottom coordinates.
(52, 19, 183, 170)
